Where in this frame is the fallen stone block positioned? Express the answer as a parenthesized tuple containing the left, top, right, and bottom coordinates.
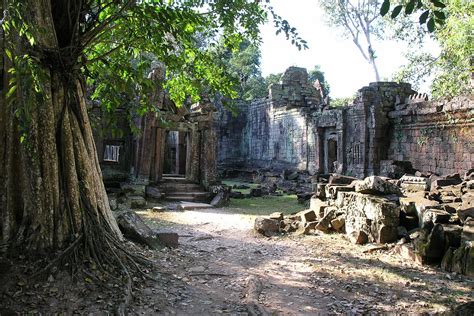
(331, 216, 345, 232)
(315, 207, 336, 233)
(400, 175, 429, 192)
(309, 196, 328, 218)
(298, 209, 317, 224)
(451, 241, 474, 277)
(296, 221, 318, 235)
(422, 209, 451, 225)
(462, 219, 474, 243)
(146, 186, 163, 200)
(129, 196, 147, 209)
(325, 184, 355, 200)
(400, 194, 440, 226)
(280, 218, 299, 233)
(254, 217, 280, 237)
(211, 191, 228, 207)
(443, 224, 463, 249)
(268, 212, 284, 221)
(314, 183, 327, 199)
(116, 211, 161, 249)
(464, 168, 474, 181)
(414, 224, 446, 262)
(355, 176, 402, 195)
(343, 192, 400, 244)
(328, 174, 358, 185)
(458, 193, 474, 223)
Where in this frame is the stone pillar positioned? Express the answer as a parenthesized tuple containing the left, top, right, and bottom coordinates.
(316, 127, 324, 173)
(186, 129, 200, 183)
(151, 128, 165, 182)
(201, 128, 218, 187)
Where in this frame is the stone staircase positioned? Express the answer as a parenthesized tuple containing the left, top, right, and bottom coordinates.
(153, 175, 212, 203)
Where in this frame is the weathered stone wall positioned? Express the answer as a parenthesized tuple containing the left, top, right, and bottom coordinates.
(216, 66, 473, 178)
(387, 96, 474, 175)
(215, 101, 248, 169)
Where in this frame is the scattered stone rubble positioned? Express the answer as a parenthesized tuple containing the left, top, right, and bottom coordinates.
(254, 169, 474, 277)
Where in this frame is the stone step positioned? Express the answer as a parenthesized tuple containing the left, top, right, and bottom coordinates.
(161, 175, 188, 183)
(164, 192, 212, 202)
(157, 183, 204, 192)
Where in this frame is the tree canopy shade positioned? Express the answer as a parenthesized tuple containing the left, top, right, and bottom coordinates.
(0, 0, 304, 284)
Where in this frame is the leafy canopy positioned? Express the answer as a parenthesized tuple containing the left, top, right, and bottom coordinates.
(4, 0, 307, 127)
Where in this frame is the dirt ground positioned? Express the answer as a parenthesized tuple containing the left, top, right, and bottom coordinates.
(1, 203, 473, 314)
(129, 206, 473, 315)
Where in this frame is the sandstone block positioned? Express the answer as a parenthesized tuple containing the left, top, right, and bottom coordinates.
(315, 208, 336, 233)
(129, 196, 147, 209)
(298, 209, 317, 223)
(309, 196, 328, 218)
(343, 192, 400, 244)
(355, 176, 402, 195)
(331, 216, 345, 232)
(254, 217, 280, 237)
(116, 211, 161, 249)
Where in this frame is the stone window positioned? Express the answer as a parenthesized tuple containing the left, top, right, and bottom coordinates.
(353, 144, 361, 165)
(103, 145, 120, 163)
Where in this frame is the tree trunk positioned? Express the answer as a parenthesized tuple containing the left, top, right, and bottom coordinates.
(0, 0, 122, 255)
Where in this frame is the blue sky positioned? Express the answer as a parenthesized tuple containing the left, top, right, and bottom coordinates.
(259, 0, 414, 98)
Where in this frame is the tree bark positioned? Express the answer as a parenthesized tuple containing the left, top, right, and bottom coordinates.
(0, 0, 122, 255)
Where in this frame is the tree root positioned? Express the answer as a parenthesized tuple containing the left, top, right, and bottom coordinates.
(243, 276, 269, 316)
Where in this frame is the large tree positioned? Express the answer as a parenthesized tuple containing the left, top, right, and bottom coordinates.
(0, 0, 303, 271)
(319, 0, 384, 81)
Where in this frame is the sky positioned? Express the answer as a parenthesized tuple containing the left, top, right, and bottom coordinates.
(259, 0, 412, 98)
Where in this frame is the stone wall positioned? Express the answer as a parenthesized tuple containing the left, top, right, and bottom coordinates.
(216, 66, 474, 178)
(387, 96, 474, 175)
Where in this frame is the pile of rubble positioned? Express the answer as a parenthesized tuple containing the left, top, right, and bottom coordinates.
(226, 168, 315, 202)
(254, 170, 474, 277)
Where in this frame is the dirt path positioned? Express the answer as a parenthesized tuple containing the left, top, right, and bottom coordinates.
(130, 207, 473, 315)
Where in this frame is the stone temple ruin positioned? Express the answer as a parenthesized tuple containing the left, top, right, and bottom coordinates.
(95, 66, 474, 276)
(216, 66, 473, 178)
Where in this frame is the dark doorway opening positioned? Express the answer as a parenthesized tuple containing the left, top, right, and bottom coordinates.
(163, 131, 188, 176)
(327, 138, 338, 173)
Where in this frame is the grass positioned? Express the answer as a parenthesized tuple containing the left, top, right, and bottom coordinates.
(221, 179, 259, 195)
(227, 195, 305, 216)
(221, 178, 306, 216)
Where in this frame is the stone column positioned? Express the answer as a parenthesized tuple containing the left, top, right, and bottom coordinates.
(186, 129, 200, 183)
(201, 128, 218, 187)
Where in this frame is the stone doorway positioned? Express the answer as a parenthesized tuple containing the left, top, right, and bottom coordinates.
(163, 130, 189, 176)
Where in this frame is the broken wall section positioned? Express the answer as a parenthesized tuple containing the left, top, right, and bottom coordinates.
(387, 95, 474, 175)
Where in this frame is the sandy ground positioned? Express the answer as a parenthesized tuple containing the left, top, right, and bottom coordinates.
(128, 206, 473, 315)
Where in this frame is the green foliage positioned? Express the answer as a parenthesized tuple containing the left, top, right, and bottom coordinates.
(330, 96, 355, 108)
(5, 0, 307, 139)
(380, 0, 448, 32)
(308, 65, 330, 97)
(392, 0, 473, 98)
